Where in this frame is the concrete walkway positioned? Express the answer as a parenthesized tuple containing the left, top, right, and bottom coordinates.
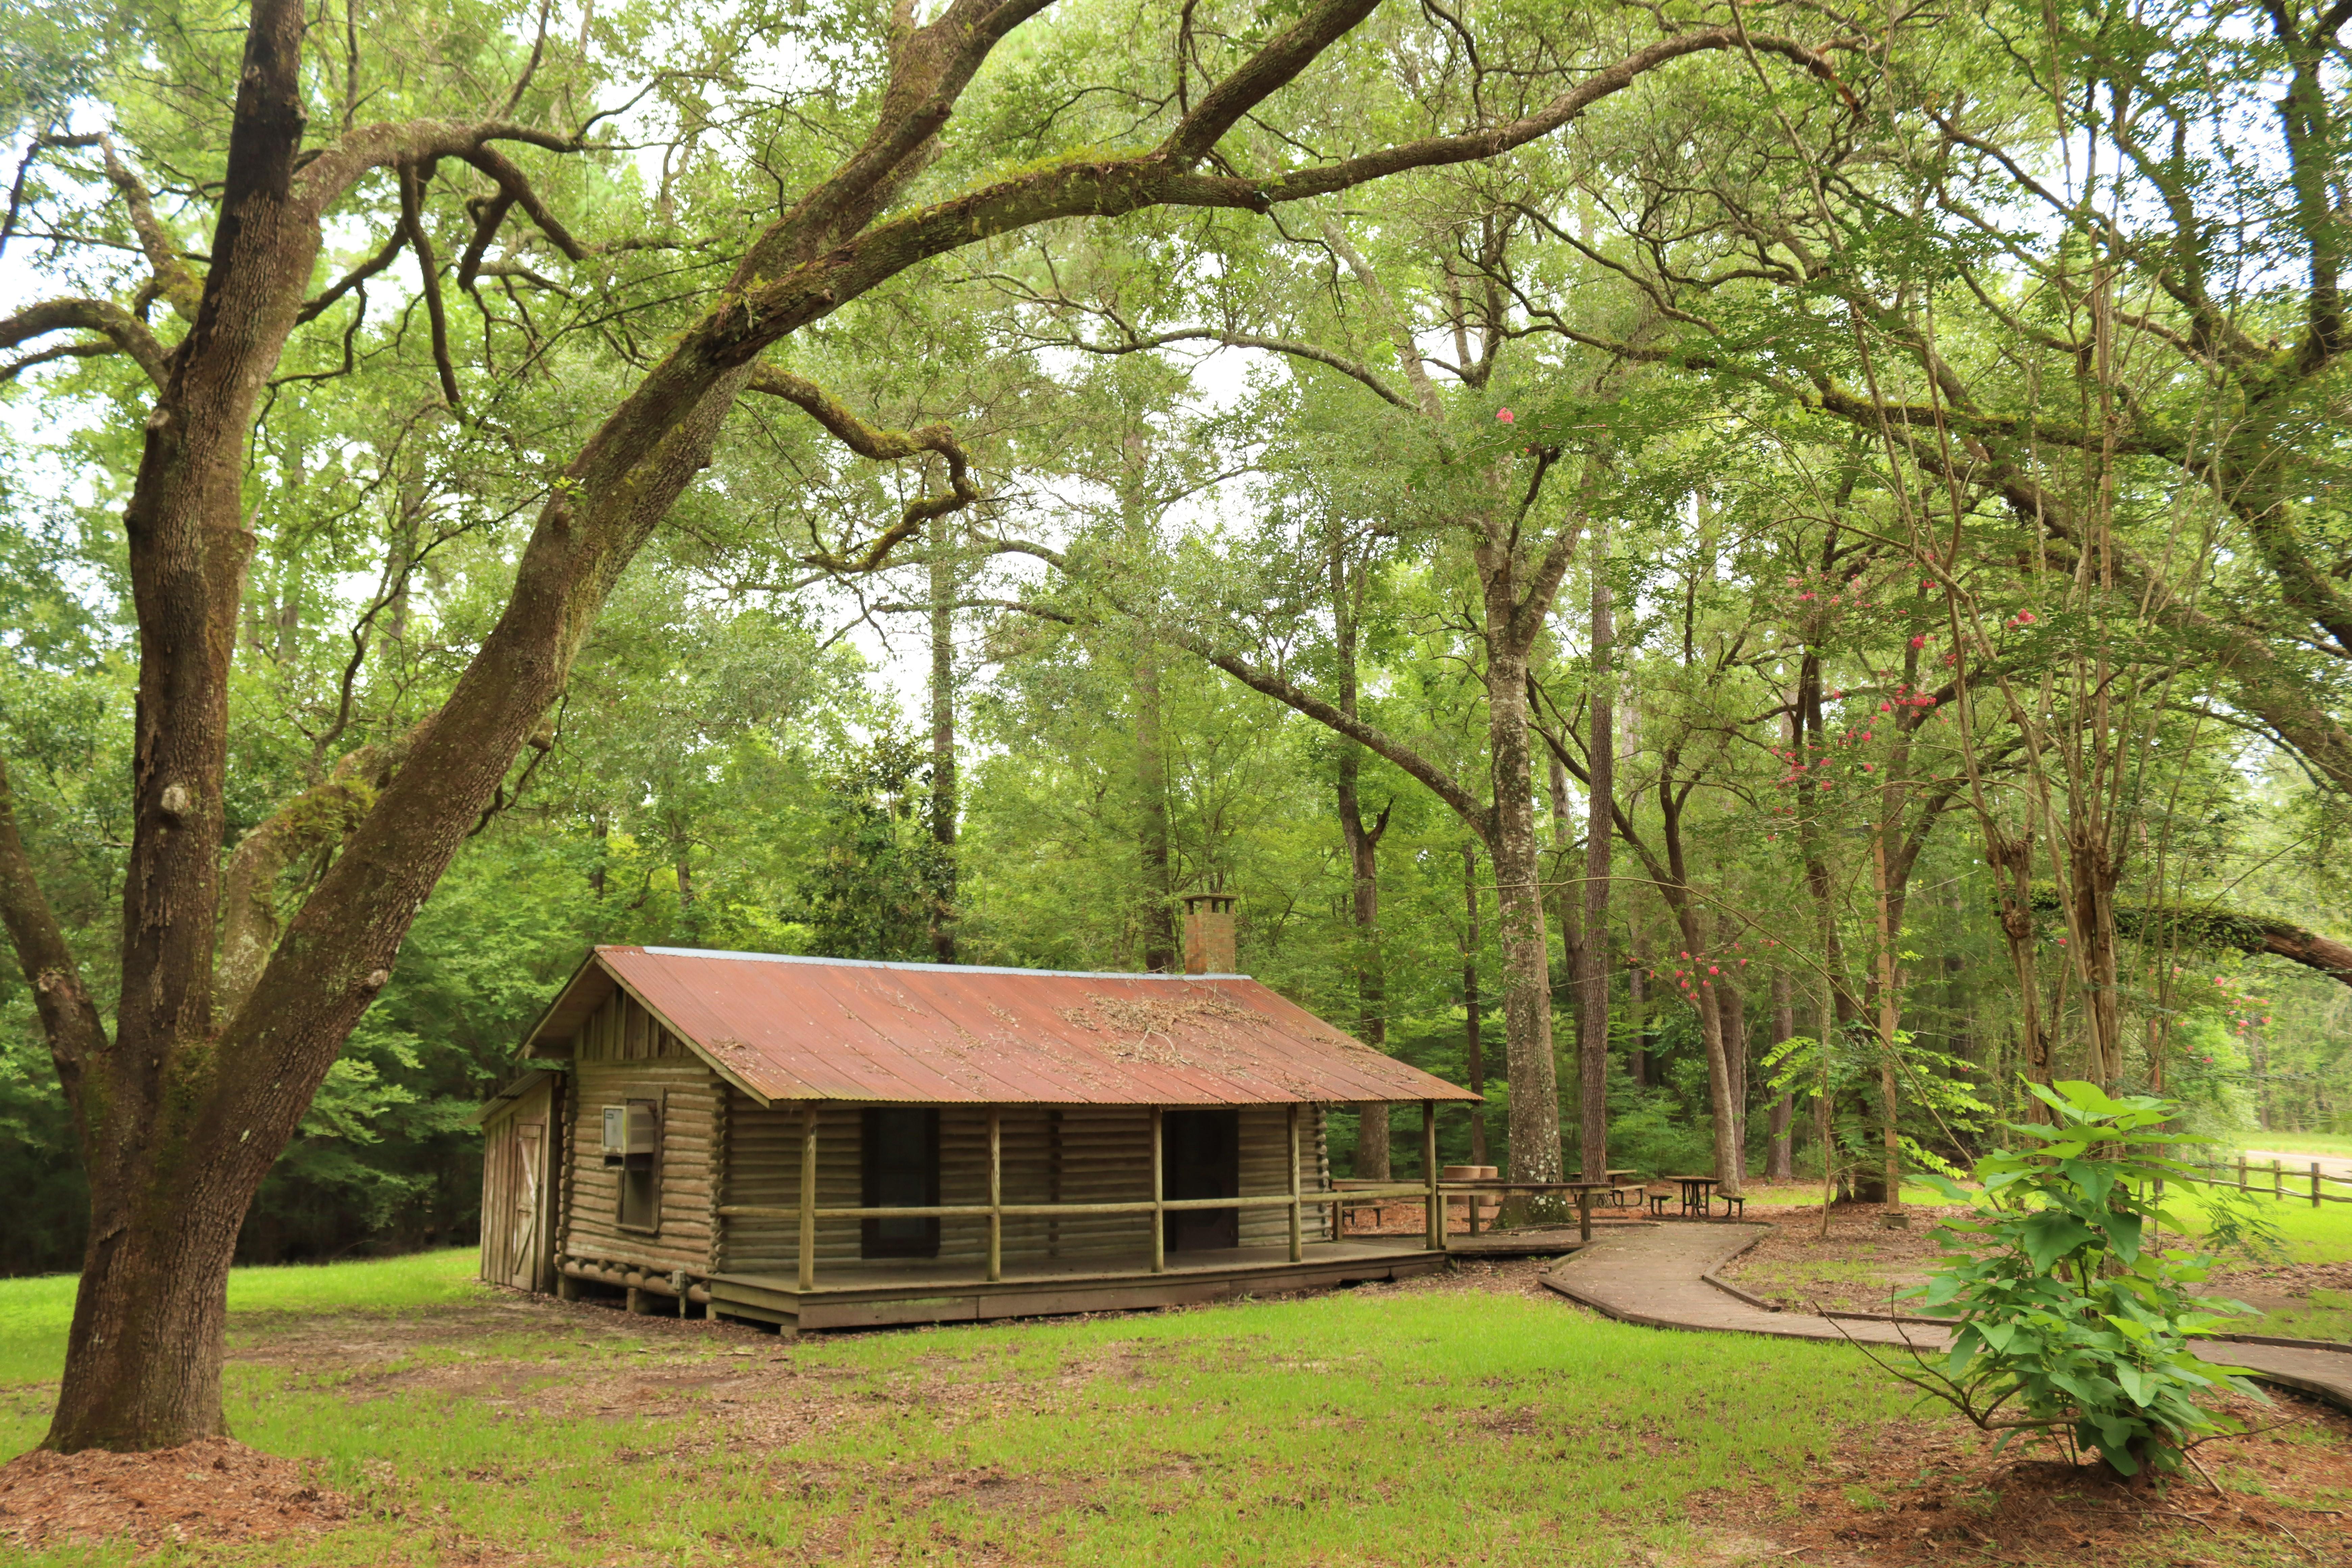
(1538, 1222, 2352, 1411)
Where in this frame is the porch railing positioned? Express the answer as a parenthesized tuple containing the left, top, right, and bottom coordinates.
(715, 1098, 1454, 1291)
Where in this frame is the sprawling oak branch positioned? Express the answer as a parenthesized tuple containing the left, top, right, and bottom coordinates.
(747, 364, 981, 573)
(2027, 886, 2352, 990)
(0, 298, 170, 388)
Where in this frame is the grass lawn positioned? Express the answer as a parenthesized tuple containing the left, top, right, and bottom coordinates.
(2227, 1131, 2352, 1158)
(0, 1253, 1940, 1566)
(0, 1251, 484, 1388)
(2157, 1181, 2352, 1265)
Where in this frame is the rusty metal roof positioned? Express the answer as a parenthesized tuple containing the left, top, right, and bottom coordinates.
(522, 946, 1478, 1107)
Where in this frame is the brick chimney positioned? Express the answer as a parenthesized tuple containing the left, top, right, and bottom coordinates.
(1181, 892, 1238, 975)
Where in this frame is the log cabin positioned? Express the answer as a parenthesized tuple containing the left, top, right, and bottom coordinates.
(478, 925, 1477, 1333)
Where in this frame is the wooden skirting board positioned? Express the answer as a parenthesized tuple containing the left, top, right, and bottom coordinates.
(707, 1248, 1448, 1331)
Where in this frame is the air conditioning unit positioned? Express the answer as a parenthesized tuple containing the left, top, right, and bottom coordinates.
(602, 1103, 656, 1165)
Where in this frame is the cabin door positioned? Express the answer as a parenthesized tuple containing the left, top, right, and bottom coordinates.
(505, 1122, 544, 1288)
(480, 1075, 558, 1293)
(1162, 1109, 1240, 1252)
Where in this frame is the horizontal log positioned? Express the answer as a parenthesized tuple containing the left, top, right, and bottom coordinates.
(719, 1192, 1347, 1222)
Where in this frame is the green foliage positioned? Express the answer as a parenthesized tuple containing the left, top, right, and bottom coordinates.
(1764, 1028, 1991, 1184)
(790, 731, 952, 961)
(1902, 1081, 2266, 1477)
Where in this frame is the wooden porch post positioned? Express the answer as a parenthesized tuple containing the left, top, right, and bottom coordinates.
(1287, 1103, 1304, 1262)
(987, 1106, 1003, 1283)
(797, 1104, 818, 1292)
(1422, 1099, 1444, 1252)
(1150, 1107, 1165, 1274)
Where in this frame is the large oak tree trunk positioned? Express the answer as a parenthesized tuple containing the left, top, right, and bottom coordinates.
(1483, 644, 1563, 1198)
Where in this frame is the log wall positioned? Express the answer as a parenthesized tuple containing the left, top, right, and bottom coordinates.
(559, 991, 723, 1275)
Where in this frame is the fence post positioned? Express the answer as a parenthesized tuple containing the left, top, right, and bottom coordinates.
(2237, 1154, 2248, 1193)
(2316, 1162, 2325, 1209)
(2274, 1159, 2284, 1201)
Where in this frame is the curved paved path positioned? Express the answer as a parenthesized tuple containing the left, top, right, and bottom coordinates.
(1538, 1222, 2352, 1411)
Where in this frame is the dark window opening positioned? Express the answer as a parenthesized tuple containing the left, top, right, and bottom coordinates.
(617, 1098, 661, 1232)
(1163, 1108, 1240, 1252)
(862, 1107, 941, 1258)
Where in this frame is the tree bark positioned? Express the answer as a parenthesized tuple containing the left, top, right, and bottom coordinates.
(1627, 922, 1649, 1087)
(1462, 842, 1488, 1165)
(1134, 647, 1177, 972)
(1547, 752, 1583, 1165)
(1483, 640, 1562, 1195)
(1767, 968, 1795, 1181)
(1333, 542, 1391, 1177)
(1576, 521, 1613, 1181)
(1653, 765, 1740, 1193)
(928, 514, 958, 962)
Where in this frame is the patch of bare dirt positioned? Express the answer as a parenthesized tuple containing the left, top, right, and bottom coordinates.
(0, 1437, 348, 1552)
(2214, 1258, 2352, 1311)
(1719, 1203, 1976, 1314)
(1695, 1393, 2352, 1567)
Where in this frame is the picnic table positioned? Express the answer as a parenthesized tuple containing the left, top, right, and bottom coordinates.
(1560, 1180, 1620, 1243)
(1595, 1169, 1640, 1207)
(1432, 1179, 1623, 1243)
(1661, 1175, 1721, 1218)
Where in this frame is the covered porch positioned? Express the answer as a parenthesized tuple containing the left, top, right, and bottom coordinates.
(704, 1099, 1455, 1330)
(706, 1234, 1449, 1329)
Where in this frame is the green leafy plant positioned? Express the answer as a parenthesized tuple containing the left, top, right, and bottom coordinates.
(1896, 1080, 2265, 1478)
(1763, 1027, 1991, 1186)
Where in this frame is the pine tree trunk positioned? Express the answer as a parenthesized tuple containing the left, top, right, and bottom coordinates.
(928, 516, 958, 963)
(1767, 969, 1795, 1181)
(1135, 650, 1176, 973)
(1576, 522, 1613, 1182)
(1333, 543, 1390, 1178)
(1463, 843, 1487, 1167)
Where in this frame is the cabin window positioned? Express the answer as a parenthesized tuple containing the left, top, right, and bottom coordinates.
(861, 1107, 940, 1258)
(616, 1097, 661, 1232)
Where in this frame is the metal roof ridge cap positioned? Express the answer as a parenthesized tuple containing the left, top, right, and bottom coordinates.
(631, 946, 1252, 981)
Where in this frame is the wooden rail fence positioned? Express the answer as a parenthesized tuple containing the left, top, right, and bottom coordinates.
(2197, 1156, 2352, 1207)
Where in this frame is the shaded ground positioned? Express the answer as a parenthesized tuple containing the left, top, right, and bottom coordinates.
(1725, 1201, 2352, 1335)
(0, 1439, 347, 1552)
(1718, 1202, 1973, 1314)
(7, 1248, 2351, 1563)
(1699, 1395, 2352, 1568)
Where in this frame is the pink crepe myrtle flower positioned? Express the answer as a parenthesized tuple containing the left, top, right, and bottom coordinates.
(1496, 408, 1515, 423)
(1910, 634, 1927, 649)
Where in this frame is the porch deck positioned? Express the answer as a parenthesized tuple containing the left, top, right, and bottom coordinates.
(708, 1237, 1448, 1330)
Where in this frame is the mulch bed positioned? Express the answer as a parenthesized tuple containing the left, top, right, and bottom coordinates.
(0, 1436, 349, 1551)
(1700, 1392, 2352, 1566)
